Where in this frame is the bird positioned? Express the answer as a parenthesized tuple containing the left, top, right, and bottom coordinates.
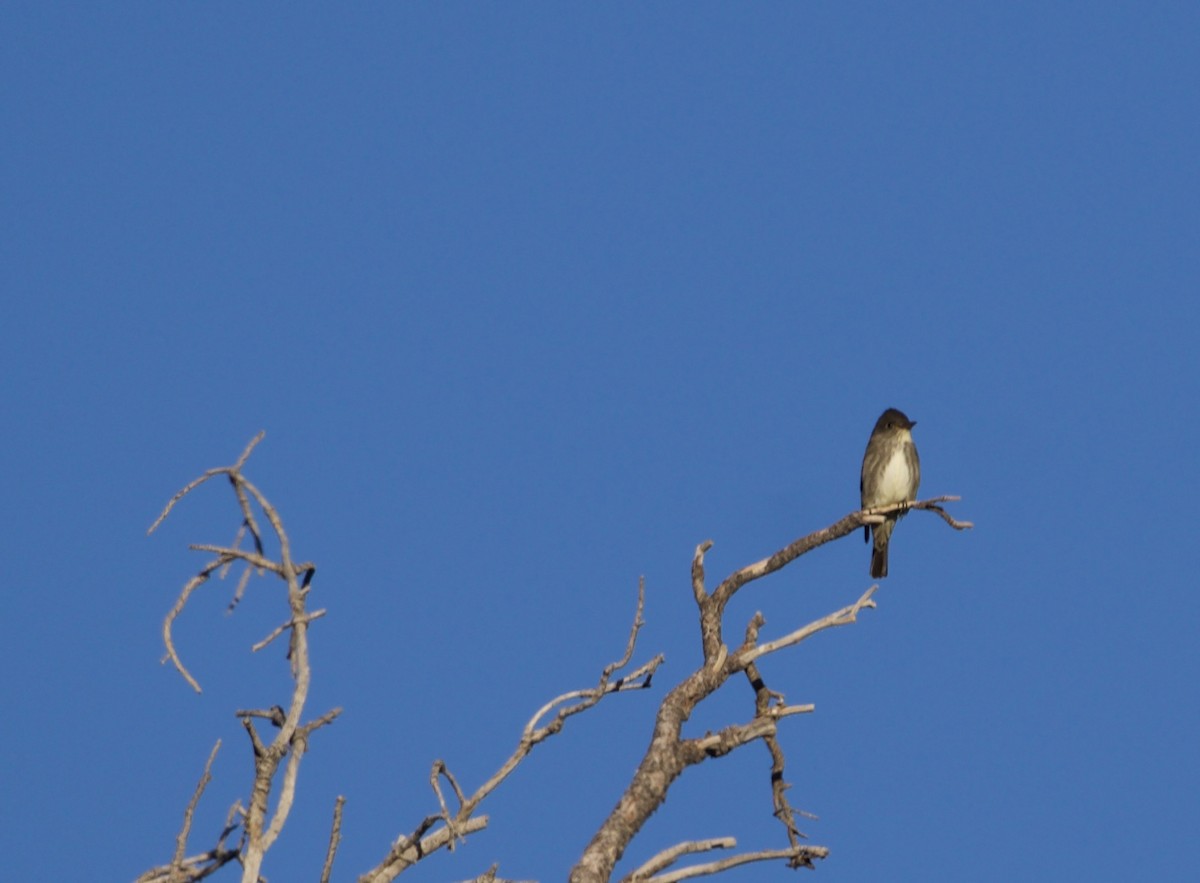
(860, 408, 921, 578)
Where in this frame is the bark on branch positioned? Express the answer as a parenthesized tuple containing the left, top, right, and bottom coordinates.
(142, 433, 342, 883)
(142, 437, 969, 883)
(359, 577, 663, 883)
(569, 495, 971, 883)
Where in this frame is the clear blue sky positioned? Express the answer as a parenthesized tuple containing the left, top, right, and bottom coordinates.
(2, 4, 1197, 881)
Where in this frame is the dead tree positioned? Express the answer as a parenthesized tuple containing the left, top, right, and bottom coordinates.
(137, 434, 970, 883)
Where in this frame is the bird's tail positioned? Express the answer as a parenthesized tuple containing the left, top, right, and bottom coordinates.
(870, 543, 888, 579)
(870, 520, 893, 579)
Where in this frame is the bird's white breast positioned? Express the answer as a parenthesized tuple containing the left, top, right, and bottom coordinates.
(877, 445, 914, 502)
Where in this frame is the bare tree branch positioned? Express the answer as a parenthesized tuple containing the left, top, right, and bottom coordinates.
(144, 437, 968, 883)
(136, 792, 242, 883)
(319, 795, 346, 883)
(360, 578, 662, 883)
(646, 844, 830, 883)
(570, 496, 970, 883)
(164, 740, 222, 883)
(450, 861, 538, 883)
(251, 609, 327, 653)
(625, 838, 736, 881)
(141, 434, 339, 883)
(147, 433, 266, 535)
(160, 560, 226, 694)
(360, 816, 491, 883)
(625, 837, 829, 883)
(739, 585, 877, 666)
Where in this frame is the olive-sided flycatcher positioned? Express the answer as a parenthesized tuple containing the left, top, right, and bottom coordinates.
(860, 408, 921, 578)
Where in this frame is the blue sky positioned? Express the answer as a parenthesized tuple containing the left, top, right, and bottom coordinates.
(2, 3, 1197, 881)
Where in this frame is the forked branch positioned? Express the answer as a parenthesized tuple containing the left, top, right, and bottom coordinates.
(359, 578, 663, 883)
(570, 494, 970, 883)
(142, 434, 340, 883)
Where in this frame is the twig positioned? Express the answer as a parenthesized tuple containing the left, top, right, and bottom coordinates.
(167, 740, 221, 882)
(431, 760, 467, 848)
(626, 838, 736, 881)
(319, 796, 346, 883)
(360, 816, 490, 883)
(678, 704, 812, 764)
(147, 433, 266, 535)
(227, 553, 254, 612)
(453, 863, 538, 883)
(462, 864, 499, 883)
(476, 579, 661, 808)
(161, 559, 231, 693)
(525, 653, 662, 739)
(251, 609, 327, 652)
(646, 845, 829, 882)
(691, 542, 713, 604)
(740, 658, 815, 846)
(361, 579, 660, 883)
(740, 586, 877, 665)
(188, 545, 283, 574)
(136, 796, 242, 883)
